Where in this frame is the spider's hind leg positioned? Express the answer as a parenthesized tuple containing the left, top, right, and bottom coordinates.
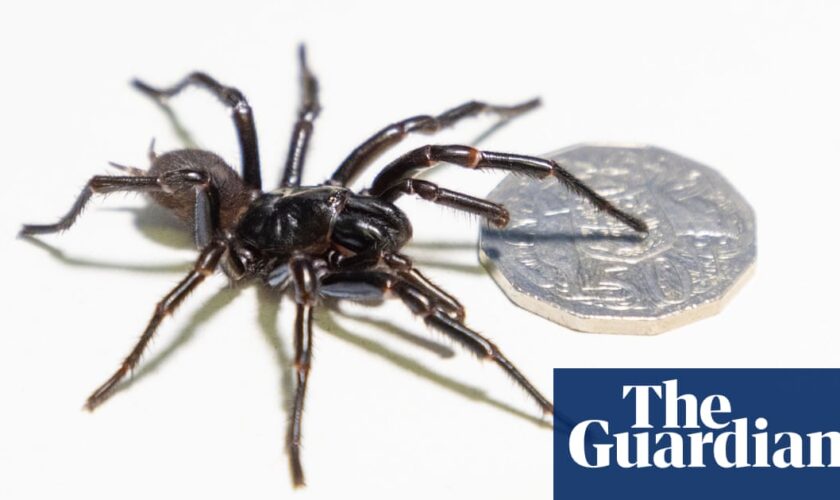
(394, 278, 554, 415)
(383, 253, 466, 322)
(318, 270, 553, 415)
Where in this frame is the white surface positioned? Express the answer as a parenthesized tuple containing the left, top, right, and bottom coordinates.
(1, 1, 838, 498)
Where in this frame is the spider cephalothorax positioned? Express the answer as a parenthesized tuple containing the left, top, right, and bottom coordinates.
(20, 46, 647, 487)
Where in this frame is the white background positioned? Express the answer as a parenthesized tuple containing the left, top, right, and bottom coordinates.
(1, 1, 838, 499)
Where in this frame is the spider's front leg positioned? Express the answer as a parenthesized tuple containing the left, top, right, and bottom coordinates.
(319, 271, 553, 415)
(287, 255, 318, 488)
(369, 145, 649, 233)
(20, 170, 220, 250)
(378, 178, 510, 228)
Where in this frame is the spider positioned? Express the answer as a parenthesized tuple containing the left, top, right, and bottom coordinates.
(20, 46, 647, 487)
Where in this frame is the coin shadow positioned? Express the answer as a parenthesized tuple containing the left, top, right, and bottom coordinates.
(485, 227, 646, 244)
(480, 228, 645, 260)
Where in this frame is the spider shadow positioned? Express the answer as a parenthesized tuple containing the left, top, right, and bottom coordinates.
(108, 204, 195, 251)
(18, 201, 597, 432)
(108, 285, 246, 399)
(106, 281, 551, 429)
(19, 88, 595, 434)
(405, 226, 645, 275)
(25, 201, 552, 428)
(17, 202, 197, 275)
(404, 240, 485, 275)
(19, 236, 193, 274)
(18, 217, 586, 431)
(143, 97, 202, 151)
(19, 94, 585, 430)
(314, 308, 551, 428)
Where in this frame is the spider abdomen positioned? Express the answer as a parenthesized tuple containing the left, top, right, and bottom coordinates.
(147, 149, 253, 229)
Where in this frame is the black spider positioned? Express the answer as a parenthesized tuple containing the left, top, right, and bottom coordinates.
(20, 46, 647, 487)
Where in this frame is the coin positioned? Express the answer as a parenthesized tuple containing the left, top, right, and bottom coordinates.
(478, 144, 756, 335)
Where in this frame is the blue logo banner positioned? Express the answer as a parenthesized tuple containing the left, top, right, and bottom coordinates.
(554, 369, 840, 499)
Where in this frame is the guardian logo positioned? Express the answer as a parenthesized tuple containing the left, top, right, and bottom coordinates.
(554, 369, 840, 500)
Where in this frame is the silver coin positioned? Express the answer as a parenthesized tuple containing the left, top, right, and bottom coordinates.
(478, 144, 756, 335)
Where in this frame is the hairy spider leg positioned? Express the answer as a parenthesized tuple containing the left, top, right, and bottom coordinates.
(395, 278, 554, 415)
(368, 145, 649, 233)
(287, 256, 318, 487)
(329, 98, 541, 187)
(19, 171, 221, 249)
(318, 271, 553, 415)
(378, 178, 510, 228)
(383, 253, 466, 321)
(133, 72, 263, 190)
(280, 45, 321, 188)
(85, 241, 226, 411)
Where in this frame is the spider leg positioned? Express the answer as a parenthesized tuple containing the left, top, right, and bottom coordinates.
(84, 241, 226, 411)
(20, 170, 220, 249)
(397, 281, 553, 415)
(367, 145, 648, 233)
(383, 253, 465, 321)
(133, 72, 262, 190)
(328, 98, 540, 187)
(378, 178, 510, 228)
(20, 176, 158, 236)
(287, 256, 318, 488)
(318, 271, 553, 415)
(327, 254, 465, 320)
(325, 247, 466, 320)
(279, 45, 321, 188)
